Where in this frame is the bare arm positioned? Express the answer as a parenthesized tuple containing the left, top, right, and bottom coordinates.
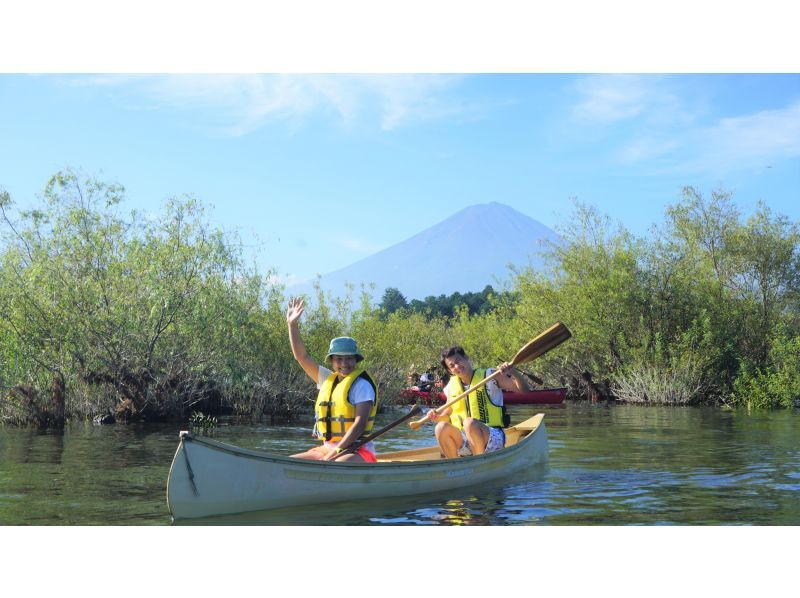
(286, 297, 321, 383)
(424, 405, 452, 423)
(495, 362, 528, 392)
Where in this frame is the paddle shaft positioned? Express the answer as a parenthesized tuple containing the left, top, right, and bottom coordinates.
(332, 403, 422, 461)
(407, 369, 504, 430)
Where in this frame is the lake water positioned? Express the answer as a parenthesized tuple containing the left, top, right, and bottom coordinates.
(1, 403, 798, 525)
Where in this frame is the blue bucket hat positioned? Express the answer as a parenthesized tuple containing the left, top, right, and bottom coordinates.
(325, 336, 364, 363)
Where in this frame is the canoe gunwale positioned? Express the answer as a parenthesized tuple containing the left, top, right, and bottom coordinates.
(175, 413, 544, 469)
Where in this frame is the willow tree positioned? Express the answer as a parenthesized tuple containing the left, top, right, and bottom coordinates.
(0, 170, 279, 422)
(666, 188, 800, 393)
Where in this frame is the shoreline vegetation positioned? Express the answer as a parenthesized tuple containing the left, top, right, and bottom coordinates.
(1, 170, 798, 428)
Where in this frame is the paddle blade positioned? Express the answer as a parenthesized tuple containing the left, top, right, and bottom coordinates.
(510, 322, 571, 366)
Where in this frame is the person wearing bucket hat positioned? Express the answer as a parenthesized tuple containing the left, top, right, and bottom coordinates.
(286, 297, 380, 462)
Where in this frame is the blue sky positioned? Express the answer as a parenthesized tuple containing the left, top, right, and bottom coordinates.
(1, 73, 799, 287)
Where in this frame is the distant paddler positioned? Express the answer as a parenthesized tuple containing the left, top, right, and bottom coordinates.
(286, 297, 380, 462)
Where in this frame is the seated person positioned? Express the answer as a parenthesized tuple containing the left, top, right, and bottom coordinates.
(421, 346, 528, 458)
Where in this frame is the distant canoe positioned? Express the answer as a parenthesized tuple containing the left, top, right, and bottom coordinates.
(399, 387, 567, 405)
(166, 414, 548, 520)
(504, 388, 566, 404)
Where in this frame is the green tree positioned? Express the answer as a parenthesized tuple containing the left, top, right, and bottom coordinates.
(379, 287, 409, 315)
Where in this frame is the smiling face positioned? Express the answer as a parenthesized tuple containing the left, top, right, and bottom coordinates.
(331, 354, 358, 379)
(443, 353, 473, 385)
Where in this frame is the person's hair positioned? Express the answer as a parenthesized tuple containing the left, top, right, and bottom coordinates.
(440, 346, 468, 370)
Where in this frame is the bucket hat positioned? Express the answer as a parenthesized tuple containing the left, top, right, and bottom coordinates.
(325, 336, 364, 362)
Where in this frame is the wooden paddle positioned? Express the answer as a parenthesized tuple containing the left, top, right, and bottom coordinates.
(332, 403, 422, 461)
(408, 322, 572, 431)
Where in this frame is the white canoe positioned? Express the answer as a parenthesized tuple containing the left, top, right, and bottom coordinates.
(166, 413, 548, 520)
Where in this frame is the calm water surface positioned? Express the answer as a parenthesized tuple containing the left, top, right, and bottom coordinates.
(1, 403, 798, 525)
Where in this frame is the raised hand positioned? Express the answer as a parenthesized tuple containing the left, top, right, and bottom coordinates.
(286, 297, 305, 326)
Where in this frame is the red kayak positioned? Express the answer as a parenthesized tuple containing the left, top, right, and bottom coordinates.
(398, 387, 566, 405)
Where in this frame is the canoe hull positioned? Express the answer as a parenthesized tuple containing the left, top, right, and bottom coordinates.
(166, 415, 548, 520)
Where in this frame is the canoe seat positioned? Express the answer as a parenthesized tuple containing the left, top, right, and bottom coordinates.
(504, 427, 534, 447)
(504, 414, 543, 447)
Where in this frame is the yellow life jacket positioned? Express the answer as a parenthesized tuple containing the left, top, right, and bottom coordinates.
(314, 368, 379, 442)
(448, 368, 505, 430)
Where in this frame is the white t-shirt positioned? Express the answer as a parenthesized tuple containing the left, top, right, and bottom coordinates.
(442, 367, 504, 407)
(317, 366, 376, 453)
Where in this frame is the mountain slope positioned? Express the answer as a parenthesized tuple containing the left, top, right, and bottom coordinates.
(294, 202, 560, 301)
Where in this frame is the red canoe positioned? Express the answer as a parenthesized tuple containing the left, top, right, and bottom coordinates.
(398, 387, 566, 405)
(503, 388, 566, 404)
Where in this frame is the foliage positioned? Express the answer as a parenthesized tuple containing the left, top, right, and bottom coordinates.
(406, 285, 499, 319)
(732, 331, 800, 409)
(189, 410, 218, 430)
(1, 174, 797, 426)
(378, 287, 409, 315)
(351, 305, 455, 404)
(0, 170, 293, 423)
(505, 193, 799, 405)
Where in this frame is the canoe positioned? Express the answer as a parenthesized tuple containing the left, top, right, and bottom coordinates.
(397, 388, 446, 403)
(399, 387, 566, 405)
(504, 388, 566, 405)
(166, 413, 548, 520)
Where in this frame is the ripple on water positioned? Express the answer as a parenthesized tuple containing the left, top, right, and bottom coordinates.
(3, 404, 799, 525)
(690, 469, 769, 488)
(772, 483, 800, 491)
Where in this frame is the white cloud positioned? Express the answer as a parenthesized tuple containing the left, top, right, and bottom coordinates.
(698, 101, 800, 164)
(571, 75, 800, 175)
(661, 101, 800, 175)
(361, 75, 465, 130)
(572, 74, 673, 123)
(69, 74, 467, 135)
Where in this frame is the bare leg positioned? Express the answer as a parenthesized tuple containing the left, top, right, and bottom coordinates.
(463, 418, 490, 455)
(336, 452, 366, 463)
(435, 421, 464, 458)
(291, 445, 368, 462)
(290, 445, 328, 460)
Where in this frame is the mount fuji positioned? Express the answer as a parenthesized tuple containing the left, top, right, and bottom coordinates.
(291, 202, 561, 301)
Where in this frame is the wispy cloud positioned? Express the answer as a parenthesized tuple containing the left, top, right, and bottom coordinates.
(69, 74, 468, 135)
(571, 74, 683, 124)
(693, 101, 800, 166)
(651, 100, 800, 175)
(570, 74, 800, 175)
